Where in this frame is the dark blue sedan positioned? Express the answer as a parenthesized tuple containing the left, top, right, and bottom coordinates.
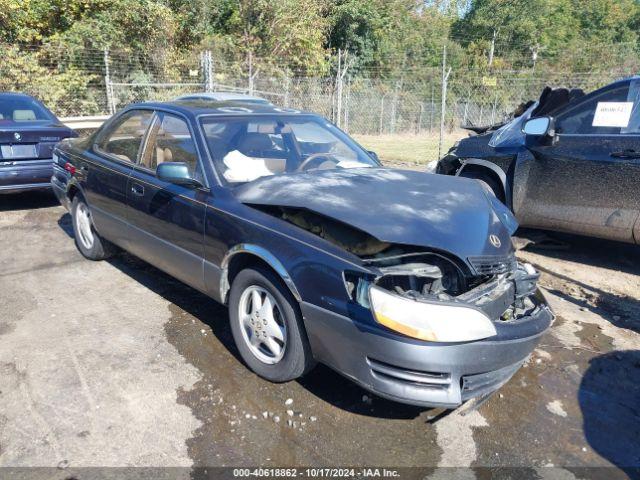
(51, 99, 552, 408)
(0, 93, 76, 194)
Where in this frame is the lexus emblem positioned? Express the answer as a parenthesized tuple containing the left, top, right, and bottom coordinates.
(489, 234, 501, 248)
(13, 132, 21, 141)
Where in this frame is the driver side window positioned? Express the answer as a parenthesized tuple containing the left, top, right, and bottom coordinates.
(555, 85, 631, 135)
(140, 112, 204, 182)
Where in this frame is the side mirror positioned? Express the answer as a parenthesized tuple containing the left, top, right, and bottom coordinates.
(523, 116, 554, 137)
(156, 162, 203, 188)
(368, 150, 380, 162)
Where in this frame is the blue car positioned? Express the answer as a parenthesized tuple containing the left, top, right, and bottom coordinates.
(52, 99, 552, 408)
(0, 92, 76, 194)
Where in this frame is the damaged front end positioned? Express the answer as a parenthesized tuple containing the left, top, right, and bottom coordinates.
(259, 204, 545, 345)
(240, 170, 553, 407)
(346, 249, 545, 344)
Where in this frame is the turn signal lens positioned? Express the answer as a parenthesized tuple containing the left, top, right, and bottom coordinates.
(368, 285, 497, 342)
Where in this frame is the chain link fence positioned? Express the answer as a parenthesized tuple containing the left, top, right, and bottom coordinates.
(2, 43, 637, 141)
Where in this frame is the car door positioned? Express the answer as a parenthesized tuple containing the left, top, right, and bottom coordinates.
(126, 110, 210, 292)
(83, 109, 153, 248)
(515, 79, 640, 243)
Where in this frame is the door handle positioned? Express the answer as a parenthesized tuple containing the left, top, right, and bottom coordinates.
(611, 150, 640, 159)
(131, 183, 145, 196)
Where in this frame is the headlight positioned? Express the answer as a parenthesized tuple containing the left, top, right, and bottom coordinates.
(369, 285, 497, 342)
(425, 160, 439, 173)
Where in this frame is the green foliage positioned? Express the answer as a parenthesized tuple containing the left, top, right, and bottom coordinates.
(1, 0, 639, 116)
(455, 0, 640, 71)
(0, 45, 100, 116)
(327, 0, 454, 73)
(3, 0, 639, 74)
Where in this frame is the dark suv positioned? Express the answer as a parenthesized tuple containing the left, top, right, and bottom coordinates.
(436, 77, 640, 244)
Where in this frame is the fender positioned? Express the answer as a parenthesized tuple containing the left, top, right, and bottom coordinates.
(66, 175, 85, 202)
(219, 243, 302, 304)
(456, 158, 512, 209)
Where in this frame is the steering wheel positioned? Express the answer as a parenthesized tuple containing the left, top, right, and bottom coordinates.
(295, 153, 340, 172)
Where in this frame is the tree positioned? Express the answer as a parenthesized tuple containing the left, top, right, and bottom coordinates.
(455, 0, 640, 71)
(326, 0, 454, 74)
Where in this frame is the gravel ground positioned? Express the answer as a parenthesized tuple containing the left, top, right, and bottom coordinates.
(0, 191, 638, 479)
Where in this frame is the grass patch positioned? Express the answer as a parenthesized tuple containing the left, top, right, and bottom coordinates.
(353, 132, 465, 168)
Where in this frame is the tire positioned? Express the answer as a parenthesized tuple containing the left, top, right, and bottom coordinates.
(459, 170, 506, 204)
(229, 266, 315, 382)
(71, 195, 115, 260)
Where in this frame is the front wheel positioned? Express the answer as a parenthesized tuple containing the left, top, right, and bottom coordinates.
(228, 266, 315, 382)
(71, 196, 115, 260)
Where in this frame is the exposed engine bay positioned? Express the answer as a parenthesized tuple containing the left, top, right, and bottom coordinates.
(257, 205, 541, 324)
(355, 250, 541, 323)
(278, 207, 390, 256)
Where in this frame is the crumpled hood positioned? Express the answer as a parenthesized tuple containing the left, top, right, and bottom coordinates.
(233, 168, 515, 261)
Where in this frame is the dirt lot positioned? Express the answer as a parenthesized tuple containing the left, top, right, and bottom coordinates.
(1, 191, 639, 478)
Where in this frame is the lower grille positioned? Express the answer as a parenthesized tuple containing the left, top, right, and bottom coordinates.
(367, 358, 451, 390)
(461, 361, 523, 400)
(468, 254, 517, 276)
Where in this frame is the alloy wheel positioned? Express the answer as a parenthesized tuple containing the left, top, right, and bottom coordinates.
(238, 285, 287, 364)
(75, 203, 95, 250)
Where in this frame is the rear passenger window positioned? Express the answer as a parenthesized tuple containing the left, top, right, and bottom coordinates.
(96, 110, 152, 163)
(140, 112, 203, 181)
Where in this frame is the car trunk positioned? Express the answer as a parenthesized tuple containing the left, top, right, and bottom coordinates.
(0, 124, 70, 162)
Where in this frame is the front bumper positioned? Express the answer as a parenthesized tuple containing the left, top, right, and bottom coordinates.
(0, 159, 53, 193)
(301, 290, 553, 408)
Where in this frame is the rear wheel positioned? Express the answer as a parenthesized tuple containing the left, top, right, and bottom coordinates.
(71, 196, 115, 260)
(459, 170, 506, 204)
(229, 266, 314, 382)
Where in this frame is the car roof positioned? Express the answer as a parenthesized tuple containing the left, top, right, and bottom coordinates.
(175, 92, 271, 103)
(127, 99, 309, 119)
(608, 75, 640, 87)
(0, 92, 40, 100)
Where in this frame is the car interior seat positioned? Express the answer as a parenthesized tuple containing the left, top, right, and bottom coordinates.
(222, 132, 287, 182)
(150, 127, 175, 169)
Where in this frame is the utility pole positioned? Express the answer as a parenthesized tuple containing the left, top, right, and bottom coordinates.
(488, 29, 497, 67)
(530, 44, 540, 71)
(248, 50, 253, 95)
(438, 43, 452, 160)
(103, 49, 115, 115)
(335, 49, 342, 126)
(201, 50, 214, 92)
(206, 50, 214, 92)
(379, 96, 385, 135)
(335, 49, 351, 128)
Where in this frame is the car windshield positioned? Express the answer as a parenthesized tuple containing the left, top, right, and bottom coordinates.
(200, 115, 378, 183)
(0, 96, 55, 123)
(488, 102, 538, 148)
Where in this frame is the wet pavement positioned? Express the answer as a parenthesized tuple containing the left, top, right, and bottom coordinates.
(0, 192, 639, 478)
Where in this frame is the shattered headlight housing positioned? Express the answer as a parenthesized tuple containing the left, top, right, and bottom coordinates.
(368, 285, 497, 342)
